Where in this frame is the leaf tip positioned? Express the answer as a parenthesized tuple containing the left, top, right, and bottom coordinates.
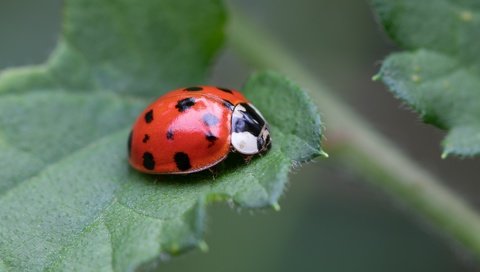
(207, 193, 229, 203)
(198, 240, 209, 252)
(170, 244, 180, 255)
(441, 152, 449, 159)
(372, 73, 382, 81)
(319, 150, 329, 158)
(272, 202, 281, 212)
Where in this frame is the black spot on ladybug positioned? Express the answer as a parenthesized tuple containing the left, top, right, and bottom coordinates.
(166, 129, 174, 140)
(184, 87, 203, 91)
(175, 97, 195, 112)
(222, 99, 234, 110)
(217, 87, 233, 94)
(142, 152, 155, 170)
(206, 133, 218, 147)
(144, 109, 154, 123)
(142, 134, 150, 143)
(203, 113, 219, 126)
(174, 152, 191, 171)
(127, 130, 133, 156)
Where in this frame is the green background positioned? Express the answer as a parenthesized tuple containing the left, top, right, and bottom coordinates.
(1, 0, 479, 271)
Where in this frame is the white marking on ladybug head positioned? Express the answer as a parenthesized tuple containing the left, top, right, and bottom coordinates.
(231, 131, 259, 155)
(231, 103, 271, 155)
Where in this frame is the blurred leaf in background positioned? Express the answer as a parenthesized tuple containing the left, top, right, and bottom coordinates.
(373, 0, 480, 157)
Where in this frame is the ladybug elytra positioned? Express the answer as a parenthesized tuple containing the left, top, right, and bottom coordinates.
(128, 86, 271, 174)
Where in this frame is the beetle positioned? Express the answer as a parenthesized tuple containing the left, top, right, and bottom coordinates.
(128, 86, 271, 174)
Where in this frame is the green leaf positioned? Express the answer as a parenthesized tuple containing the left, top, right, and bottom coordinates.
(0, 0, 324, 271)
(372, 0, 480, 157)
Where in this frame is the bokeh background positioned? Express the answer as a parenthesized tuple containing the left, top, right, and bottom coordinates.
(1, 0, 479, 271)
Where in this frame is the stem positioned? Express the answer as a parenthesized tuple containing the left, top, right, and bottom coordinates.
(228, 10, 480, 258)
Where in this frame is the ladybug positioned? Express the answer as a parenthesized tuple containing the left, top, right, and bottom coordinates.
(128, 86, 271, 174)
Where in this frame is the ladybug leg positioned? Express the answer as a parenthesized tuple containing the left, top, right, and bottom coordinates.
(208, 167, 218, 179)
(243, 155, 254, 164)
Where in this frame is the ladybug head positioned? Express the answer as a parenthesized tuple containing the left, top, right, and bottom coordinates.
(231, 103, 271, 155)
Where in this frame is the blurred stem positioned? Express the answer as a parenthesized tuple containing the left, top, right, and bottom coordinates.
(228, 9, 480, 259)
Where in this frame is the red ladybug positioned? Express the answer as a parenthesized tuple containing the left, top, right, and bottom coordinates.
(128, 86, 271, 174)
